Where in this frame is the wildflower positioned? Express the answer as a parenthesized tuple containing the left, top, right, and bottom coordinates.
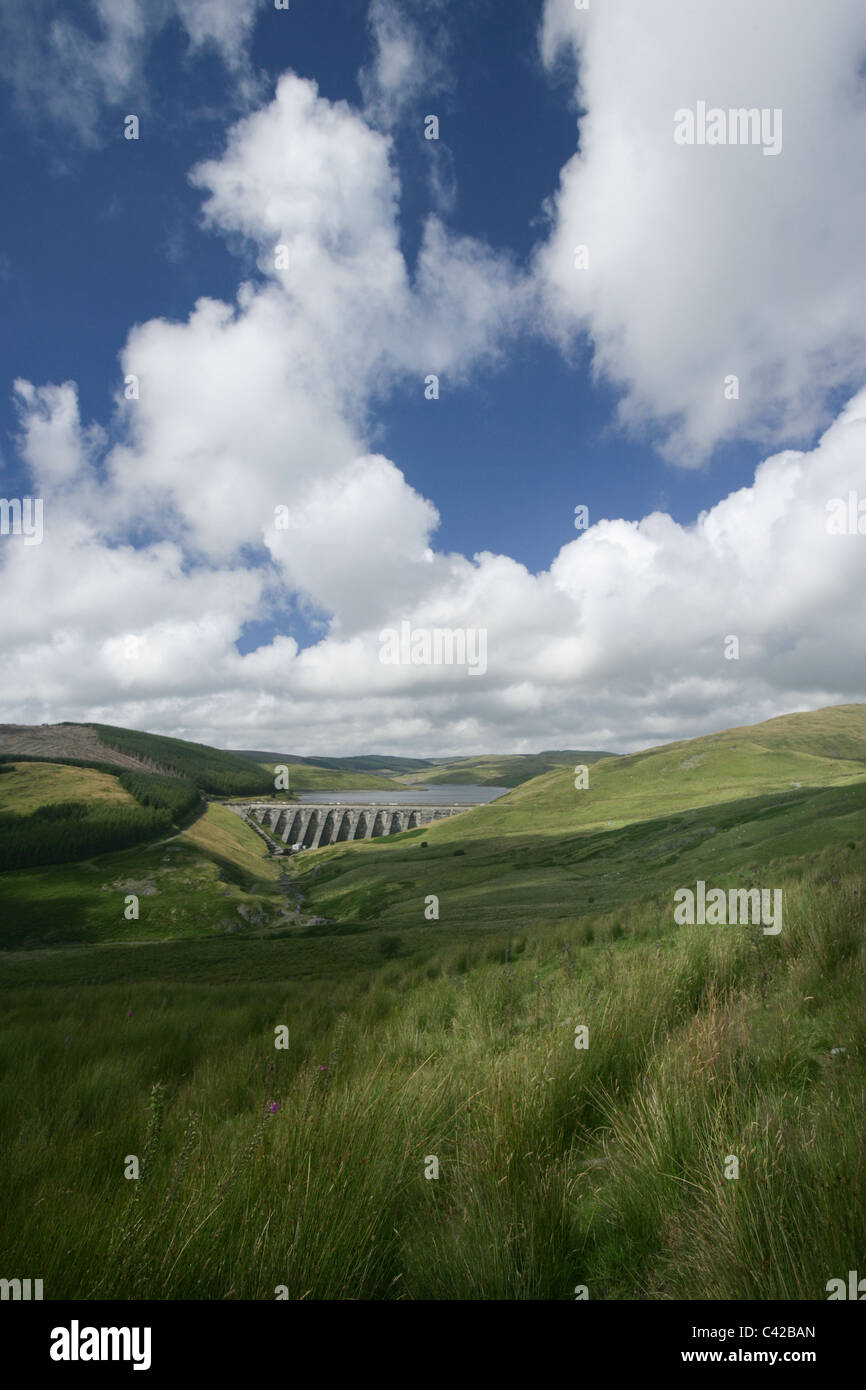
(269, 1102, 279, 1113)
(320, 1065, 327, 1071)
(127, 1009, 134, 1018)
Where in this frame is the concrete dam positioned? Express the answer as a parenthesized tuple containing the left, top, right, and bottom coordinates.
(234, 801, 469, 851)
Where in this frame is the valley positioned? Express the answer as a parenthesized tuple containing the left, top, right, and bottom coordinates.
(0, 705, 864, 1300)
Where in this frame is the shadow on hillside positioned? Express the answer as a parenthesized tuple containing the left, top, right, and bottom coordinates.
(290, 779, 866, 927)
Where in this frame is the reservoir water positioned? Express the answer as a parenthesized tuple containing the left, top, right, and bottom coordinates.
(295, 784, 508, 805)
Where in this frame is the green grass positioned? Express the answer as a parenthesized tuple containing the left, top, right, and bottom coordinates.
(8, 706, 866, 949)
(0, 761, 138, 814)
(291, 703, 866, 935)
(298, 780, 866, 933)
(0, 804, 288, 950)
(1, 702, 865, 1300)
(0, 839, 863, 1299)
(179, 803, 282, 882)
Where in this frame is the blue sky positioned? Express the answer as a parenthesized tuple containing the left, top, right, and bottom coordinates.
(0, 0, 864, 754)
(0, 0, 759, 581)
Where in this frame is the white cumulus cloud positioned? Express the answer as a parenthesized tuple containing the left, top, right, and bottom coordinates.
(2, 18, 866, 755)
(537, 0, 866, 463)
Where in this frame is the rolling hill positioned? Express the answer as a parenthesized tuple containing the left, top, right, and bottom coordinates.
(394, 749, 614, 787)
(234, 748, 616, 788)
(0, 722, 275, 795)
(235, 751, 440, 775)
(88, 724, 275, 794)
(2, 702, 863, 939)
(291, 703, 866, 933)
(244, 757, 398, 791)
(0, 760, 138, 815)
(0, 722, 284, 874)
(1, 701, 865, 1302)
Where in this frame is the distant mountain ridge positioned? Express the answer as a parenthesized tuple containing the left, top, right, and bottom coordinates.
(234, 751, 440, 774)
(0, 725, 616, 796)
(234, 748, 616, 788)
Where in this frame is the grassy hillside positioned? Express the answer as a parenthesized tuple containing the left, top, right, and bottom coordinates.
(0, 835, 862, 1298)
(252, 760, 397, 791)
(0, 761, 137, 814)
(292, 703, 866, 933)
(472, 706, 866, 837)
(293, 753, 443, 774)
(238, 748, 615, 790)
(396, 750, 613, 788)
(0, 803, 286, 950)
(179, 803, 283, 882)
(0, 702, 864, 1301)
(90, 724, 275, 796)
(0, 759, 203, 873)
(236, 750, 437, 778)
(715, 702, 866, 764)
(5, 702, 864, 944)
(0, 723, 276, 795)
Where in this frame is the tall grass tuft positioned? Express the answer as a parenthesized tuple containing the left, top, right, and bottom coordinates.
(1, 842, 863, 1299)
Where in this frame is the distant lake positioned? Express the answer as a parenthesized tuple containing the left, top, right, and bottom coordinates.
(295, 785, 509, 806)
